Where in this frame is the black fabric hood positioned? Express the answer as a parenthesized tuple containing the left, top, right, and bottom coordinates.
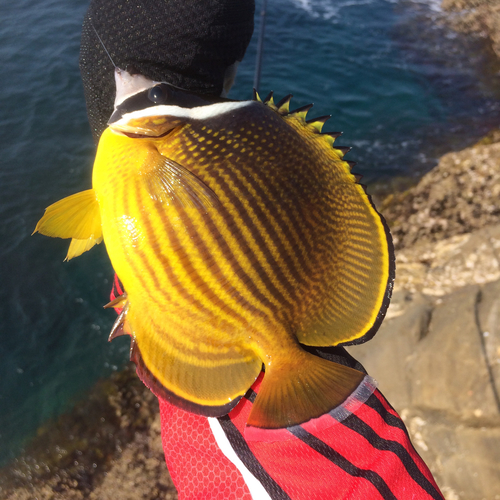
(80, 0, 255, 141)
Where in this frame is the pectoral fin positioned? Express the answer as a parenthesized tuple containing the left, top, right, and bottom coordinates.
(34, 189, 102, 260)
(142, 156, 219, 211)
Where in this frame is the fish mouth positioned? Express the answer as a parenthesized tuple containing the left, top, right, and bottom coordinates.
(109, 115, 181, 138)
(118, 129, 176, 139)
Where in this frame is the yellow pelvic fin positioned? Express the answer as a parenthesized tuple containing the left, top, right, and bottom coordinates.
(247, 350, 365, 429)
(142, 154, 219, 211)
(33, 189, 102, 260)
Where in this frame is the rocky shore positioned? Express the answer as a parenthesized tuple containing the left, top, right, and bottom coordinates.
(442, 0, 500, 60)
(2, 2, 500, 499)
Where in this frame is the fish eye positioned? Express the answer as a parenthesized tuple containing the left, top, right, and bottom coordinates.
(148, 85, 168, 104)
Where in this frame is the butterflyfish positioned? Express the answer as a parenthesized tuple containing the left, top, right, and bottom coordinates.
(34, 85, 395, 430)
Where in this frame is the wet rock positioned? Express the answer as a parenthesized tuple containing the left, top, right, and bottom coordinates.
(0, 365, 177, 500)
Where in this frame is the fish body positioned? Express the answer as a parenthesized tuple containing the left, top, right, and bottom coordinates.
(35, 92, 394, 429)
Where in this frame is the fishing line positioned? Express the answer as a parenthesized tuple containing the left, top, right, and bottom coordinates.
(253, 0, 268, 92)
(89, 17, 117, 69)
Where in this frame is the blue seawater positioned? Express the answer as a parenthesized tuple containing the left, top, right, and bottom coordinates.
(0, 0, 499, 465)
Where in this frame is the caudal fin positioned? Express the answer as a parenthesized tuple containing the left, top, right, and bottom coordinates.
(247, 350, 365, 429)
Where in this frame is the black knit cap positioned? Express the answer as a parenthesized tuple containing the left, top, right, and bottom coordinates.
(80, 0, 255, 141)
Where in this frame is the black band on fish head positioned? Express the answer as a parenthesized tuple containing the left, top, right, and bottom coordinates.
(108, 83, 231, 125)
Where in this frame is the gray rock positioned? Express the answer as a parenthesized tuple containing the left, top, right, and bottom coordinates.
(409, 285, 499, 419)
(401, 409, 500, 500)
(477, 279, 500, 411)
(350, 291, 433, 409)
(395, 224, 500, 296)
(382, 142, 500, 250)
(351, 281, 500, 500)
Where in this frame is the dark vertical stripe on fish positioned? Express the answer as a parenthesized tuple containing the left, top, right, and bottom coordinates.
(157, 204, 251, 326)
(196, 210, 281, 315)
(134, 182, 218, 320)
(175, 202, 271, 319)
(221, 162, 313, 295)
(208, 169, 296, 309)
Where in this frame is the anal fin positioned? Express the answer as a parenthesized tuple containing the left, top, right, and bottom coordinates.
(246, 349, 365, 429)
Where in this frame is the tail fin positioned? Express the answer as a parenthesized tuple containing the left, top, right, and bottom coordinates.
(247, 350, 365, 429)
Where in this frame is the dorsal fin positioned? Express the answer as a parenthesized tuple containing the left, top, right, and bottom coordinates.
(252, 89, 262, 102)
(290, 103, 314, 120)
(276, 94, 293, 115)
(263, 91, 274, 105)
(306, 115, 331, 133)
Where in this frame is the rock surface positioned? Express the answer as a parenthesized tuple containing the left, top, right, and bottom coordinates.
(441, 0, 500, 59)
(381, 141, 500, 251)
(351, 281, 500, 500)
(0, 366, 176, 499)
(350, 134, 500, 500)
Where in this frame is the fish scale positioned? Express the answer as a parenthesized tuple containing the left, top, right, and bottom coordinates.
(34, 93, 394, 429)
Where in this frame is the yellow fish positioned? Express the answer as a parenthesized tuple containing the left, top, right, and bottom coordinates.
(34, 87, 394, 430)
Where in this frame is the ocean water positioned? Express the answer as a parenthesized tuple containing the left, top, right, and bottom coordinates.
(1, 0, 499, 465)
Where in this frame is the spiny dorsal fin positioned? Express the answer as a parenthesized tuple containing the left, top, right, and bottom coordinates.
(290, 103, 314, 121)
(324, 131, 342, 140)
(335, 146, 352, 158)
(252, 89, 262, 102)
(320, 131, 342, 147)
(276, 94, 293, 115)
(306, 115, 331, 133)
(263, 91, 274, 105)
